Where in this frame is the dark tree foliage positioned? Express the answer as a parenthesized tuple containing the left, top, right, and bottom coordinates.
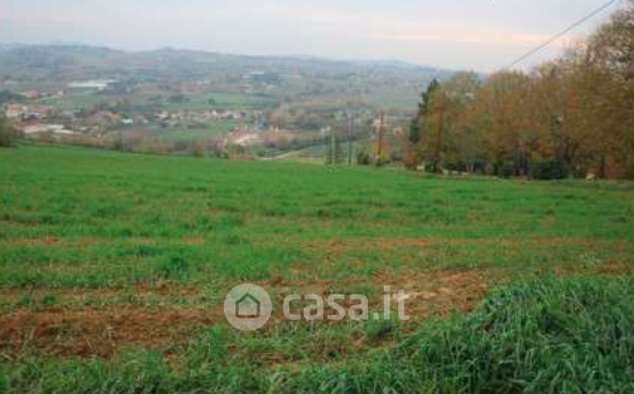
(0, 116, 18, 147)
(409, 79, 440, 145)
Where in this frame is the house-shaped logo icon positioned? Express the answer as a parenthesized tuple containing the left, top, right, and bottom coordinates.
(235, 292, 261, 318)
(225, 283, 272, 331)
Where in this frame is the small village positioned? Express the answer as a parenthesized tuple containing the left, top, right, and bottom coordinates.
(0, 74, 402, 161)
(4, 88, 253, 136)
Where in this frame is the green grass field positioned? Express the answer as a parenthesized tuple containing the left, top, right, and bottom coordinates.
(163, 92, 278, 110)
(39, 93, 113, 111)
(1, 145, 633, 393)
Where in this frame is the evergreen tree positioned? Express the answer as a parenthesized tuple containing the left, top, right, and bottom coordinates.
(409, 79, 440, 145)
(405, 79, 442, 170)
(421, 79, 441, 117)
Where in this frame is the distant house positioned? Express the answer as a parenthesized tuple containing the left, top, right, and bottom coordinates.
(25, 105, 52, 121)
(20, 90, 42, 99)
(225, 127, 260, 147)
(5, 104, 26, 119)
(22, 124, 76, 135)
(68, 80, 117, 91)
(5, 104, 53, 121)
(156, 111, 169, 121)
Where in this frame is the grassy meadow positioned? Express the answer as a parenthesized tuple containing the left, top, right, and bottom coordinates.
(1, 144, 634, 393)
(162, 92, 278, 111)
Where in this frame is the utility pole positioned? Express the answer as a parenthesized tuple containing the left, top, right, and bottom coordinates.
(377, 111, 385, 164)
(330, 129, 336, 165)
(346, 110, 353, 165)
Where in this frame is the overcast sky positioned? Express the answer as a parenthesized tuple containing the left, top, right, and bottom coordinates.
(0, 0, 622, 71)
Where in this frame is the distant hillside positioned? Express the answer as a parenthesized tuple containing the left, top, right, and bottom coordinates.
(0, 44, 454, 111)
(0, 44, 452, 81)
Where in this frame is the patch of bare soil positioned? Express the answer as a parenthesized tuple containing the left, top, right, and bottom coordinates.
(0, 270, 489, 359)
(261, 269, 490, 323)
(0, 306, 222, 358)
(373, 269, 489, 321)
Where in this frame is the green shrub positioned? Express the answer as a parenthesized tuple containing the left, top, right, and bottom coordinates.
(495, 161, 515, 178)
(356, 149, 371, 166)
(0, 116, 19, 147)
(530, 159, 569, 180)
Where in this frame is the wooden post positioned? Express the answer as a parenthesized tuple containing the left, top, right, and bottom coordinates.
(347, 111, 353, 165)
(377, 111, 385, 164)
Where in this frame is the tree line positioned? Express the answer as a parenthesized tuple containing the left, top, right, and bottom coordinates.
(405, 2, 634, 179)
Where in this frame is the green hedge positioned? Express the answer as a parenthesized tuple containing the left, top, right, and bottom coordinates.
(530, 159, 569, 180)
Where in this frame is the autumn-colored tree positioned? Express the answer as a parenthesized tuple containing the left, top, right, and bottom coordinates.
(587, 0, 634, 82)
(585, 1, 634, 177)
(528, 60, 590, 174)
(405, 3, 634, 179)
(439, 72, 482, 172)
(468, 71, 533, 175)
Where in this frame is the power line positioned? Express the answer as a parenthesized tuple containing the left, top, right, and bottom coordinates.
(504, 0, 619, 70)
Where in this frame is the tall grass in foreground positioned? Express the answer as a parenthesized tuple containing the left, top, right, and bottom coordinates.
(289, 276, 634, 393)
(3, 275, 634, 393)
